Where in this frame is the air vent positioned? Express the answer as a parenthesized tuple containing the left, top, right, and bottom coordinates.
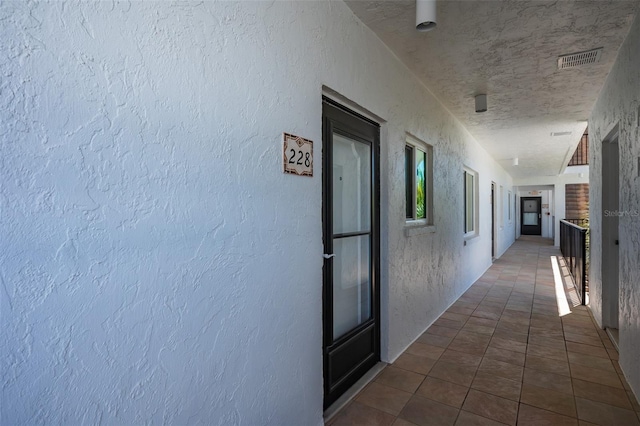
(551, 131, 572, 137)
(558, 48, 602, 69)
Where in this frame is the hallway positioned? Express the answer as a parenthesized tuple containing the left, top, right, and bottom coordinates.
(328, 238, 639, 426)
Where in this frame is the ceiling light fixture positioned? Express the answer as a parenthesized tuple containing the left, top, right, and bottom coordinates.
(475, 94, 487, 113)
(416, 0, 437, 32)
(513, 157, 519, 166)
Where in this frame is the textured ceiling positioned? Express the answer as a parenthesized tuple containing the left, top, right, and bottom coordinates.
(345, 0, 638, 177)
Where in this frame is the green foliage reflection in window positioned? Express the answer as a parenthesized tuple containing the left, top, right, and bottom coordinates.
(416, 152, 426, 219)
(405, 138, 431, 223)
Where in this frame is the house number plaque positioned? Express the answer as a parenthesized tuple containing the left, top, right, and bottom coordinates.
(283, 133, 313, 177)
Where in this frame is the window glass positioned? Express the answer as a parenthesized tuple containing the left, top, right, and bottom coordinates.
(405, 136, 433, 225)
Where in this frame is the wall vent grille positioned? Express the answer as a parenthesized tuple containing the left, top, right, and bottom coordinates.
(558, 48, 602, 69)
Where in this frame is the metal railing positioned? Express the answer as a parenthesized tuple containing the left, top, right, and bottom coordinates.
(568, 132, 589, 166)
(564, 218, 589, 228)
(560, 219, 589, 304)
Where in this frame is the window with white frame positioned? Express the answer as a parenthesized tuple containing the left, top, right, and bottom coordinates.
(463, 168, 478, 236)
(508, 191, 512, 222)
(405, 136, 433, 224)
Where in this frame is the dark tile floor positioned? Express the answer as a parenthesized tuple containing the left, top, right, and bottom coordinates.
(327, 237, 639, 426)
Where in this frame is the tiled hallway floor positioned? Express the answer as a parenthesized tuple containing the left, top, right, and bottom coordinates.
(327, 237, 640, 426)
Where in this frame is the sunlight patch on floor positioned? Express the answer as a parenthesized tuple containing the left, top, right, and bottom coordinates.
(557, 255, 585, 307)
(550, 255, 572, 316)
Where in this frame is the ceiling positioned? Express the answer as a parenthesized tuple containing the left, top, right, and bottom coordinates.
(345, 0, 638, 178)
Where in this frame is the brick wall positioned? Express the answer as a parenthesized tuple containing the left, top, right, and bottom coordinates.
(566, 183, 590, 220)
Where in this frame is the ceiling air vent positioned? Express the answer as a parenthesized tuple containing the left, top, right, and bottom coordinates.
(551, 131, 572, 137)
(557, 48, 603, 69)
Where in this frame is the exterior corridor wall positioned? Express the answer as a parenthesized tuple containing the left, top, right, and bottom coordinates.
(1, 1, 514, 424)
(589, 13, 640, 401)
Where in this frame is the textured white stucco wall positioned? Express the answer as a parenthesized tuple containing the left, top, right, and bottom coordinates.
(1, 2, 326, 424)
(589, 13, 640, 400)
(1, 1, 514, 423)
(387, 118, 515, 360)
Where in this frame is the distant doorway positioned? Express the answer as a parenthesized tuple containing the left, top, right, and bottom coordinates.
(521, 197, 542, 235)
(491, 183, 496, 259)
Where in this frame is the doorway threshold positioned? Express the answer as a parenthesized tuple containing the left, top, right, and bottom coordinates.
(323, 362, 386, 423)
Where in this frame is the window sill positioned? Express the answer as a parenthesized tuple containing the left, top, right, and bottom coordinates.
(464, 233, 480, 244)
(404, 221, 436, 237)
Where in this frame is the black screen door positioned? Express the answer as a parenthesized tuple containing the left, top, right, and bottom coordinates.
(322, 98, 380, 409)
(521, 197, 542, 235)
